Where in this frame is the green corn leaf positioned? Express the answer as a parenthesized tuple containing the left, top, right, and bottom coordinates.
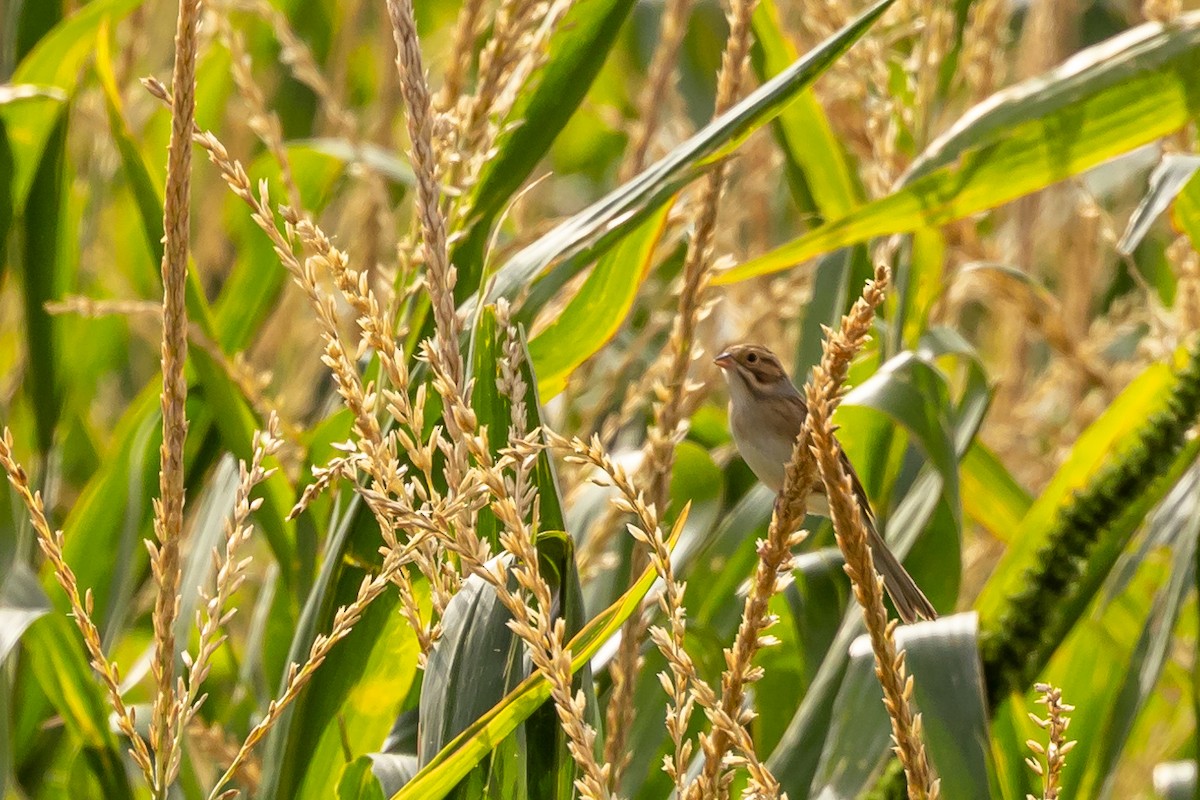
(1172, 154, 1200, 247)
(1052, 467, 1200, 798)
(809, 614, 995, 800)
(716, 14, 1200, 284)
(527, 202, 671, 399)
(474, 0, 895, 322)
(22, 613, 133, 798)
(287, 587, 421, 800)
(339, 756, 387, 800)
(393, 511, 687, 800)
(0, 112, 14, 283)
(19, 110, 67, 453)
(750, 0, 862, 222)
(0, 563, 50, 665)
(960, 443, 1030, 543)
(974, 359, 1176, 623)
(0, 0, 145, 212)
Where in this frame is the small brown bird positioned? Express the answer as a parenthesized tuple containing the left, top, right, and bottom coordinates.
(714, 343, 937, 623)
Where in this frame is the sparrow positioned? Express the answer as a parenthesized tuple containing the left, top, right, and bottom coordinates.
(714, 343, 937, 623)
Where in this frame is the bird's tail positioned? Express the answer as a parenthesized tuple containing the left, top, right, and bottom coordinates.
(865, 518, 938, 624)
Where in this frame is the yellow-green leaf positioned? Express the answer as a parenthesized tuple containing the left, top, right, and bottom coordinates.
(528, 203, 670, 398)
(715, 14, 1200, 284)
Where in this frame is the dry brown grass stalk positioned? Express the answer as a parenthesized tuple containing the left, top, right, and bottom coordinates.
(805, 302, 939, 799)
(234, 0, 358, 138)
(1144, 0, 1182, 22)
(961, 0, 1011, 100)
(178, 415, 283, 759)
(1025, 682, 1077, 800)
(550, 432, 701, 792)
(136, 92, 386, 461)
(550, 431, 784, 795)
(489, 310, 613, 799)
(384, 4, 613, 790)
(608, 0, 759, 776)
(912, 0, 954, 146)
(437, 0, 489, 108)
(453, 0, 524, 159)
(149, 0, 203, 791)
(447, 0, 540, 188)
(387, 0, 498, 656)
(213, 4, 303, 211)
(621, 0, 695, 179)
(148, 73, 472, 671)
(387, 0, 464, 394)
(441, 0, 574, 232)
(189, 719, 263, 793)
(206, 549, 407, 800)
(0, 430, 156, 787)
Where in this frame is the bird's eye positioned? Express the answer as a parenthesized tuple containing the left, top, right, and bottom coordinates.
(746, 352, 758, 364)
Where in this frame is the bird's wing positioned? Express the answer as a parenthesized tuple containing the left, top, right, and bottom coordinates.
(839, 446, 877, 524)
(782, 391, 876, 523)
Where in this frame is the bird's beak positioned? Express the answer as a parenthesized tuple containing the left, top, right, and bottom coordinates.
(714, 351, 734, 370)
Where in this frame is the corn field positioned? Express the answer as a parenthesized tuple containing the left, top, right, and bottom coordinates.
(3, 0, 1200, 798)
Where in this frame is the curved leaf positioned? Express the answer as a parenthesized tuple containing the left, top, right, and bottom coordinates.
(716, 14, 1200, 284)
(0, 0, 145, 211)
(475, 0, 896, 320)
(1118, 153, 1200, 254)
(1056, 466, 1200, 798)
(809, 613, 994, 800)
(527, 202, 671, 398)
(393, 512, 687, 800)
(974, 359, 1177, 623)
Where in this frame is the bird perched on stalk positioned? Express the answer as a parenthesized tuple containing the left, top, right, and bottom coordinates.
(715, 343, 937, 623)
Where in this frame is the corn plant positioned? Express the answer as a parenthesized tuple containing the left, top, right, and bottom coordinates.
(2, 1, 1200, 799)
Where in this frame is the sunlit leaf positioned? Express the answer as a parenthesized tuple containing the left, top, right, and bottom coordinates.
(1054, 466, 1200, 798)
(527, 203, 671, 398)
(961, 443, 1030, 543)
(716, 14, 1200, 283)
(393, 512, 687, 800)
(0, 0, 146, 211)
(289, 590, 421, 800)
(975, 359, 1176, 623)
(475, 0, 895, 320)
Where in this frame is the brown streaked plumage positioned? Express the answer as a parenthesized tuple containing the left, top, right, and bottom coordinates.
(714, 343, 937, 624)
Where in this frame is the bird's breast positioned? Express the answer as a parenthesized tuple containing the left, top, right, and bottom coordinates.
(728, 402, 793, 493)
